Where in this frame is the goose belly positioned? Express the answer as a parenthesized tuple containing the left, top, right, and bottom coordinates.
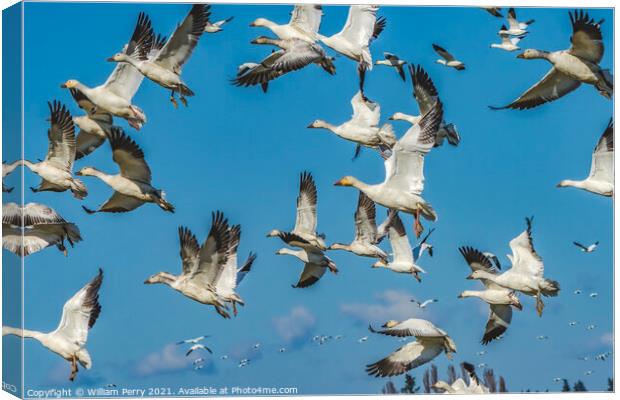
(36, 166, 72, 186)
(553, 55, 598, 83)
(337, 124, 382, 146)
(497, 274, 537, 295)
(74, 117, 107, 137)
(479, 290, 512, 305)
(583, 180, 614, 196)
(91, 90, 132, 116)
(142, 64, 181, 88)
(176, 284, 219, 305)
(386, 262, 414, 273)
(41, 337, 81, 361)
(368, 187, 423, 214)
(107, 176, 154, 200)
(349, 242, 382, 257)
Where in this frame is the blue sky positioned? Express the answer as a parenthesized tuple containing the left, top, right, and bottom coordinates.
(2, 2, 613, 395)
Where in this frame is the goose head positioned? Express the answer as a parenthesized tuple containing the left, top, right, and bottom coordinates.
(249, 18, 272, 28)
(250, 36, 276, 45)
(508, 292, 523, 310)
(516, 49, 546, 59)
(75, 166, 98, 176)
(334, 176, 358, 187)
(60, 79, 79, 89)
(144, 272, 175, 285)
(466, 270, 486, 280)
(107, 52, 129, 63)
(307, 119, 330, 129)
(382, 320, 400, 328)
(371, 259, 388, 269)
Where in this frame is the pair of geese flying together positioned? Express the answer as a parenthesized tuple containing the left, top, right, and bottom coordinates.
(145, 212, 256, 318)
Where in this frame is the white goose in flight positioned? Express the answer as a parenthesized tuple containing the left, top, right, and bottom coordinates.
(2, 160, 19, 192)
(23, 101, 87, 199)
(376, 52, 407, 81)
(433, 362, 490, 394)
(233, 36, 335, 91)
(250, 4, 323, 43)
(366, 318, 456, 377)
(557, 118, 613, 197)
(2, 202, 82, 257)
(205, 16, 234, 33)
(500, 8, 535, 36)
(186, 344, 213, 356)
(107, 5, 211, 108)
(214, 224, 257, 316)
(68, 88, 115, 160)
(62, 12, 151, 130)
(177, 335, 209, 345)
(389, 64, 460, 147)
(77, 127, 174, 214)
(458, 246, 523, 345)
(432, 44, 465, 70)
(335, 100, 444, 238)
(573, 241, 599, 253)
(328, 192, 387, 261)
(491, 28, 525, 52)
(491, 10, 612, 110)
(144, 212, 232, 318)
(467, 217, 560, 317)
(267, 171, 326, 250)
(372, 211, 426, 282)
(276, 245, 337, 288)
(3, 269, 103, 381)
(307, 90, 396, 158)
(318, 5, 386, 70)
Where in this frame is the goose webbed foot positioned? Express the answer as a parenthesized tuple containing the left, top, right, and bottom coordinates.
(179, 96, 188, 107)
(413, 272, 421, 282)
(232, 302, 238, 317)
(535, 292, 544, 317)
(170, 95, 178, 109)
(414, 209, 423, 238)
(69, 354, 78, 381)
(30, 186, 38, 193)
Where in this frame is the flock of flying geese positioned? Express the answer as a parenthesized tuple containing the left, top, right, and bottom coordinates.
(1, 4, 613, 388)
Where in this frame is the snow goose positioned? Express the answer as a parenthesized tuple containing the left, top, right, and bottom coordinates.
(366, 318, 456, 377)
(186, 344, 212, 356)
(432, 44, 465, 70)
(389, 65, 460, 147)
(500, 8, 535, 36)
(214, 224, 257, 316)
(491, 10, 612, 109)
(205, 16, 233, 33)
(267, 171, 326, 250)
(108, 5, 210, 108)
(250, 5, 323, 43)
(144, 212, 231, 318)
(413, 227, 434, 260)
(376, 52, 407, 81)
(557, 119, 613, 196)
(3, 269, 103, 381)
(434, 363, 490, 394)
(232, 36, 335, 91)
(68, 88, 114, 160)
(318, 5, 386, 70)
(482, 7, 503, 18)
(458, 246, 522, 345)
(276, 246, 337, 288)
(23, 101, 87, 199)
(467, 217, 560, 317)
(371, 211, 426, 281)
(77, 127, 174, 214)
(177, 335, 209, 345)
(412, 298, 437, 309)
(307, 90, 395, 157)
(62, 13, 152, 129)
(491, 28, 525, 52)
(328, 192, 387, 260)
(573, 241, 599, 253)
(2, 202, 82, 257)
(335, 100, 444, 238)
(2, 160, 19, 192)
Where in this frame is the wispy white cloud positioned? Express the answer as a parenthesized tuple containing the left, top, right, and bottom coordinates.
(599, 332, 612, 346)
(272, 306, 316, 345)
(133, 343, 191, 377)
(340, 289, 421, 324)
